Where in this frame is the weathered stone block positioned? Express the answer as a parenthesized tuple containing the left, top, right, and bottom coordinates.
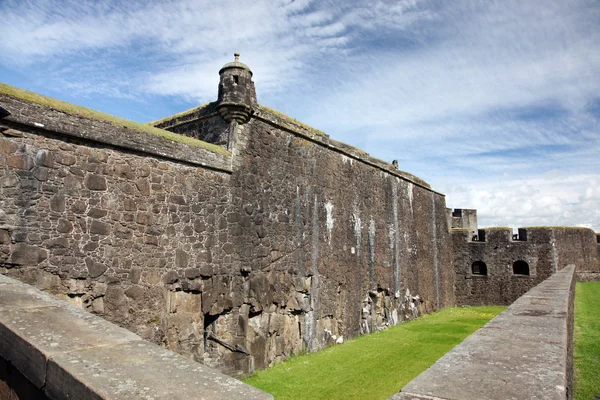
(2, 173, 18, 187)
(197, 250, 212, 264)
(7, 154, 34, 170)
(184, 268, 202, 279)
(227, 212, 241, 223)
(135, 178, 150, 195)
(124, 285, 144, 300)
(57, 219, 73, 233)
(162, 271, 179, 284)
(114, 164, 135, 179)
(71, 200, 87, 214)
(0, 230, 10, 244)
(129, 268, 141, 284)
(104, 286, 128, 320)
(87, 208, 108, 218)
(0, 138, 18, 154)
(64, 174, 82, 189)
(193, 219, 206, 233)
(135, 213, 152, 225)
(114, 224, 132, 240)
(82, 242, 98, 252)
(169, 195, 186, 205)
(8, 243, 48, 265)
(35, 150, 54, 168)
(90, 220, 111, 235)
(33, 167, 49, 181)
(1, 128, 24, 137)
(256, 225, 267, 238)
(85, 258, 108, 278)
(123, 198, 137, 211)
(55, 152, 76, 166)
(84, 174, 107, 191)
(223, 242, 235, 254)
(175, 249, 189, 268)
(48, 237, 69, 248)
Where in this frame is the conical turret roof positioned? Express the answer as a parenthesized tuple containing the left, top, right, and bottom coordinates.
(219, 53, 252, 76)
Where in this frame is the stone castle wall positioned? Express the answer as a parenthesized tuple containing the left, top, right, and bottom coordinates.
(0, 93, 453, 376)
(452, 226, 599, 305)
(224, 116, 453, 372)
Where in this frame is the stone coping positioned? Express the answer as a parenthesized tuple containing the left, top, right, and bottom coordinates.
(390, 265, 576, 400)
(150, 100, 439, 193)
(0, 94, 232, 173)
(0, 275, 272, 400)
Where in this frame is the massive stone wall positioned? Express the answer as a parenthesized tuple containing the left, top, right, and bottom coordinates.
(0, 91, 453, 376)
(223, 116, 453, 372)
(0, 95, 246, 373)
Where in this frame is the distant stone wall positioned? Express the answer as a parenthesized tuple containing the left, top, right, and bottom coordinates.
(453, 226, 599, 305)
(446, 208, 477, 238)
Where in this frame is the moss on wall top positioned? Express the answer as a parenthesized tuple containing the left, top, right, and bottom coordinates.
(0, 83, 229, 155)
(257, 105, 328, 137)
(147, 102, 218, 127)
(523, 226, 590, 229)
(256, 104, 432, 190)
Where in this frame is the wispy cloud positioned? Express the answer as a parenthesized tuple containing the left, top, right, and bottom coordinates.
(1, 0, 598, 230)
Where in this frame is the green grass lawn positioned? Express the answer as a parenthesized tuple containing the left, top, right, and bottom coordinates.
(574, 282, 600, 399)
(244, 306, 505, 400)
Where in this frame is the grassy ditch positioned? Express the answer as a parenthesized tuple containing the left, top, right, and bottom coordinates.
(574, 282, 600, 399)
(244, 306, 505, 400)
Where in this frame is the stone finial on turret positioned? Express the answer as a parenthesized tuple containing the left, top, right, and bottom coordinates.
(217, 53, 257, 124)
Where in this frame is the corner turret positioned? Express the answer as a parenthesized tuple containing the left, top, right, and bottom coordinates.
(217, 53, 257, 124)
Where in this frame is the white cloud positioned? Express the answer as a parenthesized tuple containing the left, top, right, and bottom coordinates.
(441, 174, 600, 230)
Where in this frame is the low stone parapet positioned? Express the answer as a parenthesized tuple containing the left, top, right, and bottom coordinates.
(0, 274, 272, 400)
(391, 265, 576, 400)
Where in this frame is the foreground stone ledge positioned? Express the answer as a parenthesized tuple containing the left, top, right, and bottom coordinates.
(391, 265, 576, 400)
(0, 275, 272, 400)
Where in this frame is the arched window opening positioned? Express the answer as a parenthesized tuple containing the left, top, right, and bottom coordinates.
(513, 260, 530, 275)
(471, 261, 488, 276)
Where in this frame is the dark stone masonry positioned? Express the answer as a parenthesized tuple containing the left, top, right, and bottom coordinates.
(1, 54, 599, 378)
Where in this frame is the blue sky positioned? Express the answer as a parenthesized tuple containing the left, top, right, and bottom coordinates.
(1, 0, 599, 231)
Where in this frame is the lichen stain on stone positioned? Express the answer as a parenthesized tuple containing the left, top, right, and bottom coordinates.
(324, 200, 334, 244)
(351, 207, 362, 257)
(340, 154, 353, 166)
(406, 181, 414, 210)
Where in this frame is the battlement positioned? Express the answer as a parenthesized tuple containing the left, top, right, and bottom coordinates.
(446, 208, 477, 238)
(452, 225, 597, 244)
(452, 224, 599, 306)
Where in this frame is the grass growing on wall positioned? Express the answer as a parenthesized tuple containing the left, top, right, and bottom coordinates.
(574, 282, 600, 399)
(0, 83, 229, 155)
(244, 306, 505, 400)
